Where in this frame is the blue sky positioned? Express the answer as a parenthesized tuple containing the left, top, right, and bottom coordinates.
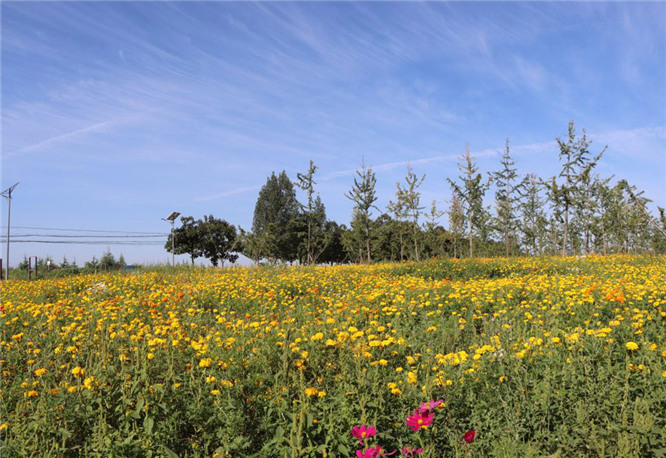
(2, 1, 665, 266)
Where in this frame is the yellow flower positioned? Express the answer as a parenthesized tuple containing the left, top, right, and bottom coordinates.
(626, 342, 639, 351)
(83, 376, 95, 390)
(210, 389, 220, 396)
(199, 358, 213, 368)
(71, 366, 85, 378)
(34, 368, 47, 377)
(305, 387, 319, 397)
(407, 371, 417, 384)
(317, 390, 327, 398)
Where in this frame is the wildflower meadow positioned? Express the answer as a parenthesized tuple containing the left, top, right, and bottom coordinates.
(1, 255, 665, 456)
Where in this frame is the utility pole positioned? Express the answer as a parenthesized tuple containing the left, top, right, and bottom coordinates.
(162, 211, 180, 266)
(1, 182, 19, 281)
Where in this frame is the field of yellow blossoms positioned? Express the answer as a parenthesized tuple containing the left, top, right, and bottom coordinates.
(2, 255, 665, 457)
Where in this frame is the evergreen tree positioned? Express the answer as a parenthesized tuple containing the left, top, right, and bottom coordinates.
(252, 171, 301, 263)
(100, 249, 116, 271)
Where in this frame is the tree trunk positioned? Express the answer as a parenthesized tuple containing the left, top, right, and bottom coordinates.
(468, 217, 473, 258)
(562, 203, 569, 256)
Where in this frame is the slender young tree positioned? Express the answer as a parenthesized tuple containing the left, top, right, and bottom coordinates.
(492, 139, 522, 256)
(553, 121, 606, 256)
(345, 160, 378, 263)
(447, 191, 465, 258)
(447, 146, 491, 258)
(296, 160, 319, 265)
(389, 167, 425, 260)
(519, 174, 548, 256)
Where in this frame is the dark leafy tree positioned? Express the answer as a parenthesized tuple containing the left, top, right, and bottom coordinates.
(198, 215, 238, 267)
(166, 216, 204, 265)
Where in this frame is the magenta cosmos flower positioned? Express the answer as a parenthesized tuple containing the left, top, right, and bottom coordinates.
(400, 446, 423, 457)
(351, 424, 377, 444)
(405, 411, 434, 431)
(417, 399, 444, 415)
(463, 429, 476, 443)
(354, 446, 390, 458)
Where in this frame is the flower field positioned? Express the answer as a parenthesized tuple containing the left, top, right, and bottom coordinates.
(2, 255, 665, 457)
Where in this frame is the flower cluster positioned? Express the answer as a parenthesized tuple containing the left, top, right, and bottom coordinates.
(351, 399, 475, 457)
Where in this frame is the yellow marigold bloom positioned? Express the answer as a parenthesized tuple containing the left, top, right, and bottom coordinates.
(24, 390, 38, 398)
(199, 358, 213, 368)
(147, 353, 154, 360)
(311, 332, 324, 341)
(71, 366, 85, 378)
(305, 387, 318, 397)
(0, 422, 7, 431)
(626, 342, 639, 351)
(210, 389, 220, 396)
(407, 371, 417, 384)
(34, 368, 47, 377)
(317, 390, 327, 398)
(83, 376, 95, 390)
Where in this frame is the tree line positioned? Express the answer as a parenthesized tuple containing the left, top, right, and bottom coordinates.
(166, 121, 666, 266)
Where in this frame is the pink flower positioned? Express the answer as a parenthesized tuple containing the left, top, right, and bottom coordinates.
(417, 399, 444, 415)
(351, 424, 377, 444)
(354, 446, 388, 458)
(399, 446, 423, 457)
(463, 429, 476, 443)
(405, 411, 434, 431)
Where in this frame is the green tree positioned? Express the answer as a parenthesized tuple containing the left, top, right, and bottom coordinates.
(447, 191, 465, 258)
(99, 249, 116, 271)
(519, 174, 548, 256)
(345, 160, 378, 263)
(492, 139, 522, 256)
(389, 167, 425, 261)
(447, 147, 491, 258)
(296, 160, 320, 265)
(166, 216, 204, 265)
(252, 171, 301, 263)
(553, 121, 606, 255)
(198, 215, 238, 267)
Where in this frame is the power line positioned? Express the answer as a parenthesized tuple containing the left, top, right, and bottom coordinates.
(6, 234, 167, 238)
(0, 225, 169, 235)
(3, 240, 165, 245)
